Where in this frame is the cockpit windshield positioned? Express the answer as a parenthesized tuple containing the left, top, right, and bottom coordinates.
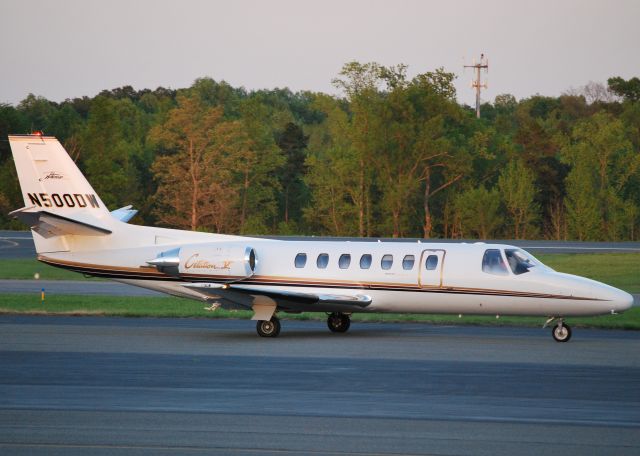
(504, 249, 549, 275)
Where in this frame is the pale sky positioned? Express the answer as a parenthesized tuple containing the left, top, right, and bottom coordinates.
(1, 0, 638, 107)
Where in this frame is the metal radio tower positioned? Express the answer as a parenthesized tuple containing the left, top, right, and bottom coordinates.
(464, 54, 488, 118)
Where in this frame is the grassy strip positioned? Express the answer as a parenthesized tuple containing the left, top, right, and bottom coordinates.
(537, 253, 639, 293)
(0, 293, 638, 330)
(0, 258, 99, 281)
(1, 253, 638, 292)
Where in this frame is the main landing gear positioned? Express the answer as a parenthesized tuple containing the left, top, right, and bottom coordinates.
(256, 313, 352, 338)
(545, 317, 572, 343)
(256, 316, 281, 338)
(327, 312, 351, 333)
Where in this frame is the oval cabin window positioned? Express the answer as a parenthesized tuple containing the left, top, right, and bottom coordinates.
(294, 253, 307, 268)
(402, 255, 415, 270)
(339, 254, 351, 269)
(317, 253, 329, 269)
(381, 254, 393, 270)
(425, 255, 439, 270)
(360, 254, 372, 269)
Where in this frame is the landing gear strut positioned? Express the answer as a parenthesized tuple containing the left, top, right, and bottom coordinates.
(256, 316, 281, 338)
(552, 321, 572, 343)
(327, 312, 351, 333)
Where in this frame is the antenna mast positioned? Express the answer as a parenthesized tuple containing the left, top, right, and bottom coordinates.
(464, 54, 489, 118)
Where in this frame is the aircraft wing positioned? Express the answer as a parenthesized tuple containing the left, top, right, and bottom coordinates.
(184, 283, 372, 313)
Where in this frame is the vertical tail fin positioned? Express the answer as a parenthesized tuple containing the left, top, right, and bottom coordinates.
(9, 134, 109, 217)
(8, 134, 114, 248)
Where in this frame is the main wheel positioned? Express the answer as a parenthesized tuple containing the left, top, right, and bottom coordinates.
(552, 322, 571, 342)
(327, 313, 351, 333)
(257, 316, 281, 338)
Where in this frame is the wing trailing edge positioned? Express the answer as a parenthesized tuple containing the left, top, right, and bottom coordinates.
(184, 282, 372, 314)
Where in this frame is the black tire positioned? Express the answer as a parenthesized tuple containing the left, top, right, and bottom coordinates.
(552, 323, 571, 342)
(257, 316, 281, 338)
(327, 313, 351, 333)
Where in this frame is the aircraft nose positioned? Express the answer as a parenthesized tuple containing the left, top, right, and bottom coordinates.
(610, 289, 634, 313)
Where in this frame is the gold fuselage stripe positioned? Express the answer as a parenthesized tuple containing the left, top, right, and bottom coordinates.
(37, 255, 604, 301)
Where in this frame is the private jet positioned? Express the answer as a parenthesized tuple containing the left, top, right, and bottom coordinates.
(8, 134, 634, 340)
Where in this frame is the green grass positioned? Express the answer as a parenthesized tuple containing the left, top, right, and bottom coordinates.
(0, 294, 218, 318)
(537, 253, 640, 293)
(0, 293, 638, 330)
(0, 258, 98, 281)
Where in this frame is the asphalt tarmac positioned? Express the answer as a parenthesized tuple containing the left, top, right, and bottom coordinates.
(0, 279, 164, 296)
(0, 231, 35, 259)
(1, 316, 639, 455)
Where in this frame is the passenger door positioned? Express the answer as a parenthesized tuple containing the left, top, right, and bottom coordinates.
(418, 250, 445, 288)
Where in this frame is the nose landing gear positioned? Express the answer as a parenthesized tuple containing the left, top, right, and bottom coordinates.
(552, 322, 572, 342)
(545, 317, 572, 342)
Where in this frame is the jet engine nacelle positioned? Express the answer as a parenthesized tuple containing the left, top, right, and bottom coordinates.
(147, 244, 257, 279)
(179, 244, 256, 278)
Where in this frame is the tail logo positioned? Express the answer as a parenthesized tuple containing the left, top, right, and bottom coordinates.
(39, 171, 64, 181)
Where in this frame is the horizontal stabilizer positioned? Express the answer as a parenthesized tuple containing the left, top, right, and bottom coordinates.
(10, 207, 112, 238)
(184, 282, 372, 313)
(111, 205, 138, 223)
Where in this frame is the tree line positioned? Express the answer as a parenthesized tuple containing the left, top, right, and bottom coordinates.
(1, 63, 639, 241)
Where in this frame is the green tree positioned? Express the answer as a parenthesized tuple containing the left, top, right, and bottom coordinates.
(149, 95, 242, 232)
(236, 98, 285, 234)
(454, 186, 501, 239)
(17, 94, 57, 132)
(332, 61, 382, 236)
(276, 122, 308, 226)
(513, 98, 569, 237)
(375, 74, 463, 237)
(304, 94, 360, 236)
(564, 161, 602, 240)
(410, 71, 469, 238)
(0, 104, 28, 226)
(498, 159, 539, 239)
(562, 112, 640, 240)
(607, 76, 640, 102)
(81, 96, 144, 210)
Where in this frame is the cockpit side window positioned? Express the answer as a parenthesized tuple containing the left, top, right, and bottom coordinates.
(505, 249, 535, 275)
(482, 249, 509, 275)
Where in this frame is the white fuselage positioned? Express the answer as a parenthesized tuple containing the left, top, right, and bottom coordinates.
(37, 222, 634, 318)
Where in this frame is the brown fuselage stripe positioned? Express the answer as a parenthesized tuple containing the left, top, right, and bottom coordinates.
(37, 256, 607, 302)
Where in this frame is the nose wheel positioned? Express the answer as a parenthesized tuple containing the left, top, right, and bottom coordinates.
(552, 322, 572, 342)
(256, 316, 281, 338)
(327, 313, 351, 333)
